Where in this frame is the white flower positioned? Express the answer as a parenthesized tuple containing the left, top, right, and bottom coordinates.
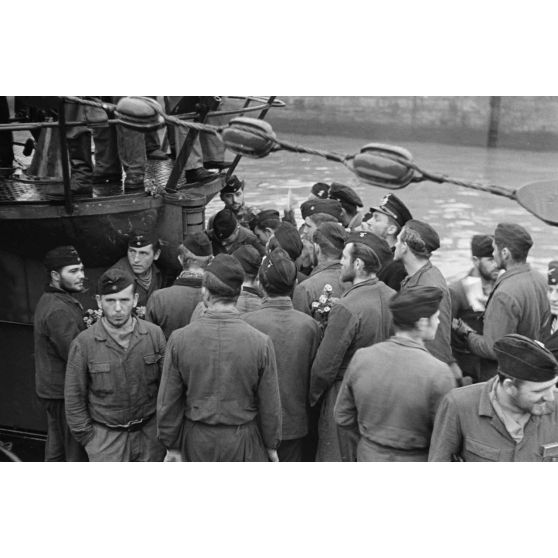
(318, 295, 327, 304)
(324, 284, 333, 293)
(311, 301, 319, 309)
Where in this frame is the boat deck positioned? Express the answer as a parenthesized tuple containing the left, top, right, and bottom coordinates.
(0, 159, 193, 204)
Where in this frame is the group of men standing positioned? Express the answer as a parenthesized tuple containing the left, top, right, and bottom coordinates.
(33, 175, 558, 462)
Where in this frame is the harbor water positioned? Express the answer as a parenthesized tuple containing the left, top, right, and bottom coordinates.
(207, 132, 558, 279)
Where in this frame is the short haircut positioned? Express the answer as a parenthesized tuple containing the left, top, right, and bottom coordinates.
(400, 226, 431, 259)
(202, 270, 240, 301)
(497, 372, 523, 388)
(494, 237, 530, 263)
(350, 242, 381, 275)
(177, 243, 212, 269)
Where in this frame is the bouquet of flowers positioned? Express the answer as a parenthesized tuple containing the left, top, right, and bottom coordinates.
(83, 306, 147, 328)
(311, 284, 335, 330)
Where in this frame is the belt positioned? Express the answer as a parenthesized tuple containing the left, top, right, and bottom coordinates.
(97, 414, 154, 432)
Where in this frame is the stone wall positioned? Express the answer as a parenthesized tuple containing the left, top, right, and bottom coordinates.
(267, 96, 558, 151)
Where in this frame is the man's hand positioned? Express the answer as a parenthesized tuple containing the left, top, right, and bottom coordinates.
(164, 450, 183, 462)
(266, 448, 279, 462)
(452, 318, 474, 338)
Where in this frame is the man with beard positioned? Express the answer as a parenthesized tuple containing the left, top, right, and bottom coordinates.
(328, 182, 364, 231)
(544, 261, 558, 356)
(394, 219, 460, 381)
(65, 269, 167, 461)
(145, 232, 213, 339)
(362, 193, 413, 291)
(454, 223, 551, 380)
(34, 246, 88, 461)
(429, 334, 558, 462)
(208, 175, 259, 230)
(109, 231, 164, 308)
(449, 234, 499, 382)
(309, 231, 395, 461)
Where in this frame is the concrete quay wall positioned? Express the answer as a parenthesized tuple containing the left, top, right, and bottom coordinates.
(268, 96, 558, 151)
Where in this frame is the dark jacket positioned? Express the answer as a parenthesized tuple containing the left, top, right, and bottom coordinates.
(157, 308, 282, 450)
(401, 261, 454, 365)
(210, 225, 266, 258)
(468, 264, 551, 363)
(109, 257, 164, 307)
(34, 286, 86, 399)
(64, 318, 166, 445)
(309, 277, 395, 405)
(334, 336, 455, 455)
(429, 377, 558, 462)
(145, 274, 203, 339)
(292, 261, 350, 316)
(243, 297, 321, 440)
(378, 256, 407, 292)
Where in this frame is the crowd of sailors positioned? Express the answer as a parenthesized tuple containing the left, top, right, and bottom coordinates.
(31, 171, 558, 462)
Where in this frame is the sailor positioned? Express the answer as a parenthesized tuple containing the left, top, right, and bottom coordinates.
(208, 175, 259, 231)
(449, 234, 499, 382)
(328, 182, 364, 231)
(394, 219, 460, 380)
(64, 268, 167, 462)
(157, 254, 282, 462)
(251, 209, 282, 247)
(292, 222, 350, 316)
(34, 245, 88, 461)
(334, 286, 455, 461)
(362, 193, 413, 291)
(309, 231, 395, 461)
(145, 232, 213, 339)
(210, 208, 265, 257)
(243, 248, 321, 461)
(232, 244, 264, 313)
(108, 230, 164, 308)
(543, 260, 558, 356)
(266, 221, 307, 283)
(429, 334, 558, 462)
(453, 223, 551, 379)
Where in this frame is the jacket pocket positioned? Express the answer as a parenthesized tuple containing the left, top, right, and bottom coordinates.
(143, 354, 162, 394)
(463, 438, 501, 462)
(89, 362, 113, 396)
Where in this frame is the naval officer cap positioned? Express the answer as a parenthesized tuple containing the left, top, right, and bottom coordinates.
(368, 193, 413, 229)
(44, 245, 82, 271)
(389, 285, 444, 327)
(346, 230, 393, 269)
(205, 253, 245, 290)
(548, 260, 558, 285)
(97, 268, 135, 295)
(494, 223, 533, 253)
(494, 334, 558, 382)
(300, 199, 343, 221)
(328, 182, 363, 208)
(471, 234, 494, 258)
(404, 220, 441, 255)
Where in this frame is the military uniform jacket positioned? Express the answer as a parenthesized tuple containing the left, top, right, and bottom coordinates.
(429, 377, 558, 462)
(468, 263, 551, 361)
(64, 318, 166, 445)
(309, 277, 395, 406)
(243, 297, 321, 440)
(401, 261, 454, 365)
(34, 286, 86, 399)
(157, 309, 282, 450)
(292, 261, 350, 316)
(145, 275, 203, 339)
(236, 286, 263, 313)
(334, 336, 455, 451)
(109, 257, 164, 308)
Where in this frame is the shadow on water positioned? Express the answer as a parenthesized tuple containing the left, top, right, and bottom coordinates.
(206, 133, 558, 278)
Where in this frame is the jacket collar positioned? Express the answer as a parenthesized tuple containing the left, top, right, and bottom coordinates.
(242, 285, 263, 297)
(261, 296, 293, 310)
(174, 274, 202, 288)
(389, 335, 428, 352)
(342, 276, 378, 298)
(309, 260, 341, 277)
(93, 316, 148, 342)
(485, 263, 531, 308)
